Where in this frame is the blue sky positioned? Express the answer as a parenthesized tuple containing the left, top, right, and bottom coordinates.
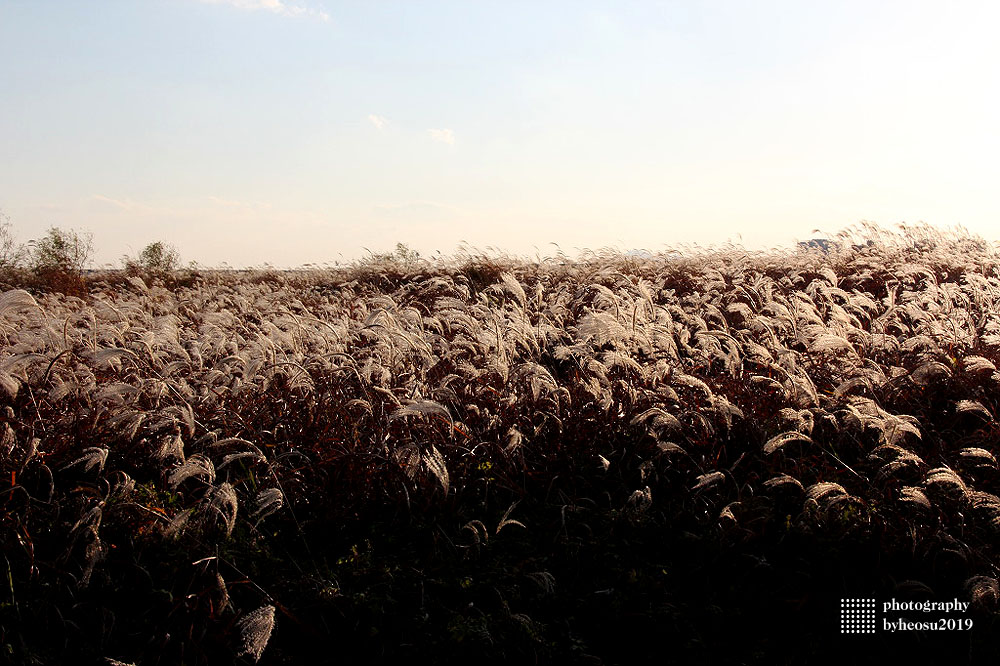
(2, 0, 998, 266)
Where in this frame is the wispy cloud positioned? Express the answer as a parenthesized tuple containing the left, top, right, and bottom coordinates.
(427, 128, 456, 145)
(195, 0, 330, 22)
(205, 196, 274, 211)
(89, 194, 134, 210)
(368, 114, 387, 130)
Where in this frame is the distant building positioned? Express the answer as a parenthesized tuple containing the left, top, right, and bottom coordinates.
(797, 238, 841, 254)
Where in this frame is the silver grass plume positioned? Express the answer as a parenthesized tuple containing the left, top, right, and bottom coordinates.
(162, 508, 195, 540)
(923, 467, 968, 504)
(423, 445, 449, 494)
(577, 311, 628, 346)
(204, 482, 239, 537)
(961, 356, 996, 375)
(775, 408, 814, 436)
(213, 572, 231, 615)
(671, 373, 713, 399)
(901, 335, 940, 356)
(631, 407, 683, 436)
(910, 361, 952, 386)
(718, 501, 741, 528)
(236, 605, 276, 663)
(0, 289, 41, 320)
(870, 444, 925, 482)
(252, 488, 285, 522)
(526, 571, 556, 596)
(965, 576, 1000, 611)
(48, 380, 81, 403)
(692, 471, 726, 492)
(505, 427, 523, 453)
(394, 444, 422, 481)
(881, 413, 922, 445)
(391, 400, 454, 427)
(496, 500, 526, 534)
(499, 272, 526, 308)
(107, 410, 145, 441)
(957, 447, 997, 470)
(809, 334, 857, 356)
(1, 422, 15, 458)
(763, 474, 805, 496)
(897, 486, 932, 511)
(965, 491, 1000, 532)
(91, 347, 139, 371)
(763, 431, 812, 455)
(61, 447, 108, 475)
(393, 443, 449, 493)
(805, 482, 848, 507)
(157, 434, 186, 462)
(168, 454, 216, 488)
(955, 399, 993, 421)
(625, 486, 653, 519)
(462, 519, 489, 545)
(0, 371, 19, 400)
(749, 375, 787, 400)
(217, 450, 267, 470)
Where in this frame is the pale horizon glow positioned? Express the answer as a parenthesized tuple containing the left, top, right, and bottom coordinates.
(1, 1, 998, 267)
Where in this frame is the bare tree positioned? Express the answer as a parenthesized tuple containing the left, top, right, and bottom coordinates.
(0, 210, 27, 271)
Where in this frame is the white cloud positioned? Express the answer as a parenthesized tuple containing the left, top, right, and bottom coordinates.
(368, 114, 387, 130)
(427, 128, 455, 145)
(195, 0, 330, 22)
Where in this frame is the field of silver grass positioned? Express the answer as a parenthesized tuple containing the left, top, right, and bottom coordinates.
(2, 224, 1000, 664)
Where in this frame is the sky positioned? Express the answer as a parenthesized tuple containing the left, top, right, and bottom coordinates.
(1, 0, 999, 267)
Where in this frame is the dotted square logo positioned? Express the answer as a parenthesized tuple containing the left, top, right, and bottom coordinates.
(841, 598, 876, 634)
